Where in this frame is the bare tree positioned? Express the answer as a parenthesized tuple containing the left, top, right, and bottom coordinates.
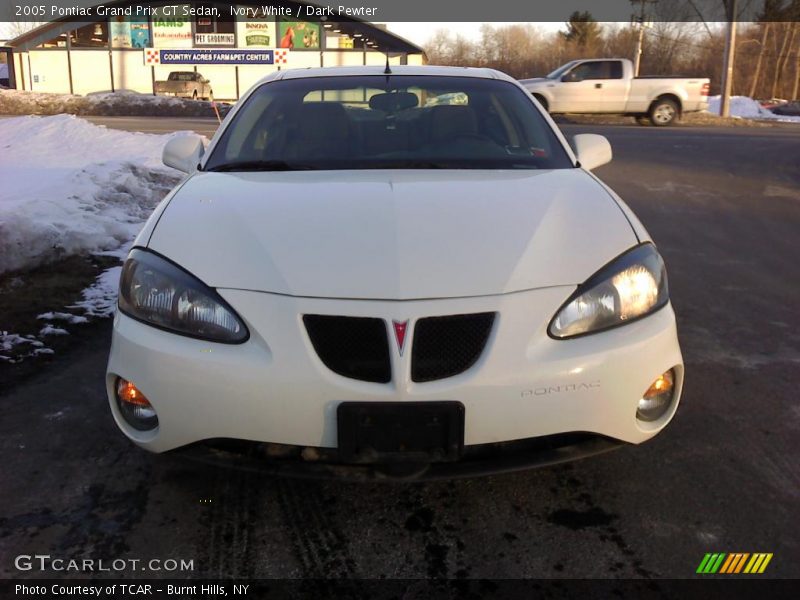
(772, 22, 797, 98)
(6, 20, 44, 40)
(748, 24, 771, 97)
(792, 41, 800, 99)
(422, 14, 798, 99)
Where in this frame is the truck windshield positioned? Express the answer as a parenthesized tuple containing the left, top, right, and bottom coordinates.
(169, 73, 195, 81)
(204, 75, 573, 171)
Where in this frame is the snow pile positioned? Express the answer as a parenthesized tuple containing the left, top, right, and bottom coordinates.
(707, 95, 800, 123)
(0, 115, 195, 363)
(70, 264, 123, 318)
(0, 88, 230, 117)
(0, 114, 184, 274)
(36, 311, 89, 324)
(0, 332, 55, 361)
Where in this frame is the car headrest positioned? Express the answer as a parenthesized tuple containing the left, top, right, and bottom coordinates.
(296, 103, 350, 139)
(429, 105, 478, 143)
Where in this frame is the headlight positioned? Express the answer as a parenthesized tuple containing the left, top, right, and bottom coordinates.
(119, 249, 248, 343)
(549, 243, 668, 339)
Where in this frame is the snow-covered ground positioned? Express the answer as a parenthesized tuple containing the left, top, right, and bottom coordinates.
(707, 95, 800, 123)
(0, 88, 229, 117)
(0, 114, 184, 274)
(0, 114, 192, 363)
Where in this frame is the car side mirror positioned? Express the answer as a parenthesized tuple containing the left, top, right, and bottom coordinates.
(572, 134, 612, 171)
(163, 134, 205, 174)
(561, 72, 580, 83)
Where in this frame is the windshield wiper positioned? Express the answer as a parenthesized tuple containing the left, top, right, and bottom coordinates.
(206, 160, 316, 172)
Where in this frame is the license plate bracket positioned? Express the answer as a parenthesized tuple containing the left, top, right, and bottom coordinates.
(337, 401, 465, 464)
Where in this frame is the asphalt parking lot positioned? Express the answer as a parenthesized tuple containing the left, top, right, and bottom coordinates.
(1, 119, 798, 582)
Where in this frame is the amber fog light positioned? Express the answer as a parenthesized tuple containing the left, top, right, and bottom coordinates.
(637, 369, 675, 422)
(115, 378, 158, 431)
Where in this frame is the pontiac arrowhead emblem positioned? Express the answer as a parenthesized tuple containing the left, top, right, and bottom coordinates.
(392, 320, 408, 355)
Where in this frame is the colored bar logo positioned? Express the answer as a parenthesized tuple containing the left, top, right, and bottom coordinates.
(697, 553, 773, 574)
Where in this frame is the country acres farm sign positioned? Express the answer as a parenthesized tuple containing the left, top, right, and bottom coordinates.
(144, 49, 289, 65)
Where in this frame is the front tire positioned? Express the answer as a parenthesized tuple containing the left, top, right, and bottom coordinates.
(635, 115, 650, 126)
(649, 98, 679, 126)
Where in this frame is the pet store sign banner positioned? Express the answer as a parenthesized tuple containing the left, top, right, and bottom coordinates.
(237, 17, 276, 48)
(145, 49, 289, 65)
(152, 5, 193, 48)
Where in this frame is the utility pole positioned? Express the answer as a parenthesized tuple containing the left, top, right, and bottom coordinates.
(719, 0, 738, 117)
(631, 0, 656, 76)
(634, 24, 645, 76)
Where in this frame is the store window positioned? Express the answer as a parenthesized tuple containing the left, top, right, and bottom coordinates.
(36, 31, 69, 48)
(71, 22, 109, 48)
(194, 4, 235, 46)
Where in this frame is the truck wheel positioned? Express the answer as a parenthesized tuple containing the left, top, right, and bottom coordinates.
(649, 98, 679, 126)
(635, 116, 650, 126)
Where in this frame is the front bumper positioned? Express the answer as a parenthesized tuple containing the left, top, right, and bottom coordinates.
(106, 286, 684, 457)
(177, 433, 625, 481)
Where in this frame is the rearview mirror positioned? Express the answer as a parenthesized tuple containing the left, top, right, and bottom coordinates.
(369, 91, 419, 112)
(561, 72, 581, 83)
(163, 135, 205, 174)
(572, 134, 612, 171)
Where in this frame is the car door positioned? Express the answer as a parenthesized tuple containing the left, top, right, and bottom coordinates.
(553, 60, 627, 113)
(592, 61, 628, 112)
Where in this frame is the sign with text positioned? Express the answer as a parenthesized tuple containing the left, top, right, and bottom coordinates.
(152, 5, 192, 48)
(194, 33, 236, 46)
(146, 49, 289, 65)
(237, 16, 276, 48)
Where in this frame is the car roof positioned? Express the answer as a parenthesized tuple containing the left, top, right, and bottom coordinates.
(263, 65, 516, 85)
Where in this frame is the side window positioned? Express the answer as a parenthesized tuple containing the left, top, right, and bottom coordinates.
(572, 62, 603, 81)
(573, 61, 620, 81)
(569, 63, 590, 81)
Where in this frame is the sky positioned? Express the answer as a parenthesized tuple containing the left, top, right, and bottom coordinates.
(384, 22, 553, 47)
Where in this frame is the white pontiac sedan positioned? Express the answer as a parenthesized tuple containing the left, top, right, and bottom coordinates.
(106, 66, 683, 479)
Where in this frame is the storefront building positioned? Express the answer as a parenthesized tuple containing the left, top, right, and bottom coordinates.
(5, 1, 425, 100)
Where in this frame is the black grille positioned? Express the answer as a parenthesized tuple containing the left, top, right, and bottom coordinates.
(411, 313, 495, 383)
(303, 315, 391, 383)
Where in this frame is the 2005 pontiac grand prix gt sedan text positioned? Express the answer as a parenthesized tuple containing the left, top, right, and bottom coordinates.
(106, 66, 683, 480)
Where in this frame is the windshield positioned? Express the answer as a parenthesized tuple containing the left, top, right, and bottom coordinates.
(169, 72, 195, 81)
(546, 62, 578, 80)
(204, 75, 573, 171)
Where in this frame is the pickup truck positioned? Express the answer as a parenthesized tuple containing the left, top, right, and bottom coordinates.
(519, 58, 709, 126)
(154, 71, 213, 101)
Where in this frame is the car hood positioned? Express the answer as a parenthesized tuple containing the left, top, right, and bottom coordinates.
(148, 169, 636, 299)
(519, 77, 548, 87)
